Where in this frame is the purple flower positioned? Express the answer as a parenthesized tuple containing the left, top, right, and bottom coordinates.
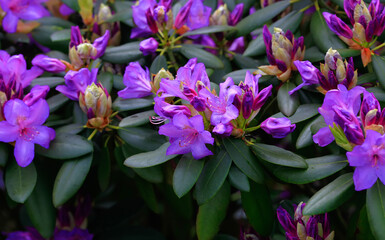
(23, 85, 50, 106)
(159, 113, 214, 159)
(0, 0, 50, 33)
(175, 0, 211, 31)
(229, 3, 244, 26)
(140, 37, 159, 55)
(260, 117, 296, 138)
(360, 91, 385, 129)
(56, 68, 98, 101)
(289, 60, 320, 95)
(154, 97, 191, 119)
(0, 99, 55, 167)
(347, 130, 385, 191)
(59, 4, 75, 16)
(313, 84, 365, 147)
(54, 228, 93, 240)
(5, 227, 45, 240)
(323, 12, 353, 39)
(228, 36, 245, 54)
(32, 54, 67, 73)
(118, 62, 153, 99)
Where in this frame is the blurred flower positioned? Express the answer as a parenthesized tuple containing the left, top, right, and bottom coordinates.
(92, 3, 121, 46)
(159, 113, 214, 159)
(32, 54, 67, 73)
(277, 202, 335, 240)
(260, 117, 295, 138)
(0, 0, 50, 33)
(0, 99, 55, 167)
(79, 83, 112, 130)
(23, 85, 50, 106)
(347, 130, 385, 190)
(56, 68, 98, 100)
(118, 62, 154, 99)
(175, 0, 211, 34)
(154, 97, 191, 119)
(323, 0, 385, 66)
(140, 37, 159, 55)
(290, 48, 357, 95)
(360, 91, 385, 133)
(5, 227, 45, 240)
(257, 26, 305, 82)
(210, 3, 244, 26)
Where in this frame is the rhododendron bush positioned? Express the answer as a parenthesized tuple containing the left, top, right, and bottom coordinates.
(1, 0, 385, 239)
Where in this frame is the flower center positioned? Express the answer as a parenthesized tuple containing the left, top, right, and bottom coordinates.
(19, 127, 39, 142)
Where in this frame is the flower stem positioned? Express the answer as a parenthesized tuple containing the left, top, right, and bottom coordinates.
(244, 125, 261, 133)
(372, 42, 385, 51)
(107, 125, 120, 130)
(87, 129, 98, 141)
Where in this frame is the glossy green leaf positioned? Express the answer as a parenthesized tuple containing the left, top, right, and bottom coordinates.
(25, 173, 56, 238)
(251, 143, 307, 168)
(47, 94, 70, 113)
(135, 177, 159, 213)
(31, 77, 65, 88)
(357, 72, 377, 85)
(173, 154, 205, 198)
(273, 155, 347, 184)
(234, 1, 291, 37)
(124, 142, 177, 168)
(180, 45, 224, 69)
(183, 25, 235, 36)
(36, 133, 93, 159)
(119, 110, 155, 128)
(133, 166, 163, 183)
(104, 9, 133, 23)
(36, 17, 74, 28)
(112, 96, 154, 111)
(303, 173, 354, 215)
(296, 115, 323, 149)
(241, 183, 274, 236)
(98, 71, 113, 93)
(366, 181, 385, 239)
(61, 0, 79, 10)
(102, 42, 142, 64)
(50, 29, 71, 42)
(196, 181, 230, 240)
(5, 161, 37, 203)
(310, 10, 346, 53)
(338, 48, 361, 58)
(150, 55, 168, 74)
(223, 138, 264, 183)
(118, 127, 165, 151)
(195, 150, 232, 205)
(243, 11, 303, 56)
(287, 104, 321, 123)
(53, 153, 93, 207)
(31, 26, 68, 51)
(228, 165, 250, 192)
(372, 55, 385, 90)
(113, 75, 125, 90)
(304, 46, 325, 62)
(277, 81, 299, 117)
(233, 54, 263, 68)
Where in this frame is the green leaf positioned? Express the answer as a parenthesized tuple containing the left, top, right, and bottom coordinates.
(357, 72, 377, 85)
(53, 153, 93, 207)
(112, 96, 154, 111)
(243, 11, 303, 56)
(36, 133, 93, 160)
(338, 48, 361, 58)
(25, 173, 56, 238)
(113, 74, 125, 90)
(367, 87, 385, 102)
(36, 17, 74, 28)
(223, 138, 264, 183)
(277, 81, 299, 117)
(234, 1, 291, 37)
(228, 165, 250, 192)
(296, 115, 323, 149)
(133, 166, 163, 183)
(183, 25, 235, 36)
(273, 155, 347, 184)
(196, 181, 230, 240)
(287, 104, 321, 123)
(372, 55, 385, 90)
(98, 72, 113, 93)
(310, 10, 346, 53)
(180, 45, 224, 69)
(150, 55, 168, 74)
(31, 77, 65, 88)
(104, 9, 133, 23)
(195, 150, 232, 205)
(47, 94, 70, 113)
(124, 142, 177, 168)
(5, 161, 37, 203)
(223, 69, 258, 84)
(61, 0, 79, 10)
(330, 0, 344, 8)
(366, 181, 385, 239)
(102, 42, 142, 64)
(251, 143, 307, 168)
(304, 46, 325, 62)
(119, 110, 155, 128)
(303, 173, 354, 215)
(50, 29, 71, 42)
(31, 26, 68, 51)
(118, 127, 165, 151)
(135, 177, 160, 213)
(241, 183, 274, 236)
(173, 154, 205, 198)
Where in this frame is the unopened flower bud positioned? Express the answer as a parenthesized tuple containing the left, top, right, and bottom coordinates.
(260, 117, 295, 138)
(211, 4, 229, 25)
(154, 68, 174, 90)
(77, 43, 98, 59)
(98, 3, 112, 23)
(139, 37, 159, 56)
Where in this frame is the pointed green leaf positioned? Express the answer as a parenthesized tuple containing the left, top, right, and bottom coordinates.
(47, 94, 70, 113)
(112, 96, 154, 111)
(303, 173, 354, 215)
(173, 154, 205, 198)
(277, 81, 299, 117)
(118, 127, 165, 151)
(195, 150, 232, 205)
(372, 55, 385, 90)
(102, 42, 142, 64)
(180, 45, 224, 69)
(5, 161, 37, 203)
(31, 77, 65, 88)
(150, 55, 168, 74)
(135, 177, 160, 213)
(53, 153, 93, 207)
(366, 181, 385, 239)
(228, 165, 250, 192)
(296, 115, 323, 149)
(119, 110, 155, 128)
(183, 25, 235, 36)
(133, 166, 164, 183)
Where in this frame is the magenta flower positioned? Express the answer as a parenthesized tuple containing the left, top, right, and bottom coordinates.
(0, 0, 50, 33)
(23, 85, 50, 106)
(159, 113, 214, 159)
(32, 54, 67, 73)
(347, 130, 385, 191)
(260, 117, 296, 138)
(0, 99, 55, 167)
(118, 62, 153, 99)
(154, 97, 191, 119)
(56, 68, 98, 100)
(139, 37, 159, 55)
